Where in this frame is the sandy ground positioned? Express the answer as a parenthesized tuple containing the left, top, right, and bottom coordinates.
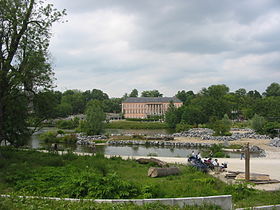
(109, 136, 280, 191)
(164, 137, 280, 191)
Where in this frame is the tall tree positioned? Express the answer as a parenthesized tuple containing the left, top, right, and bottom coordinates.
(264, 83, 280, 97)
(165, 102, 180, 129)
(0, 0, 65, 145)
(141, 90, 163, 97)
(129, 89, 138, 97)
(83, 100, 106, 135)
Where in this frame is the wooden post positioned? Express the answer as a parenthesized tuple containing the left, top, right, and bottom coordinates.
(245, 142, 250, 181)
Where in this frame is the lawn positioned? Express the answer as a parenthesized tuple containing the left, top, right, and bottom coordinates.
(0, 147, 280, 209)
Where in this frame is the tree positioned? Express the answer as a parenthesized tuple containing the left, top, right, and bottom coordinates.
(0, 0, 65, 145)
(211, 114, 232, 136)
(250, 114, 266, 134)
(83, 100, 106, 135)
(141, 90, 163, 97)
(129, 89, 138, 97)
(264, 82, 280, 97)
(61, 90, 85, 114)
(165, 102, 180, 129)
(181, 105, 207, 126)
(176, 90, 195, 104)
(200, 84, 229, 99)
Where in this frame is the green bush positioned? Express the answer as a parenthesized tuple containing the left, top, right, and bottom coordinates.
(106, 121, 168, 129)
(175, 123, 193, 132)
(59, 134, 77, 144)
(39, 131, 57, 143)
(56, 118, 79, 129)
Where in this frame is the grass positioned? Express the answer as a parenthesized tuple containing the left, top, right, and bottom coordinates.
(105, 120, 168, 129)
(0, 147, 280, 209)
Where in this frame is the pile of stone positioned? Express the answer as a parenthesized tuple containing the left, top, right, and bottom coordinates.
(250, 145, 266, 157)
(230, 128, 254, 132)
(173, 128, 214, 138)
(107, 140, 212, 148)
(173, 128, 271, 141)
(144, 135, 174, 141)
(269, 137, 280, 147)
(76, 133, 107, 145)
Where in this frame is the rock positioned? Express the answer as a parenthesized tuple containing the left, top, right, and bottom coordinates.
(148, 167, 180, 177)
(137, 158, 168, 167)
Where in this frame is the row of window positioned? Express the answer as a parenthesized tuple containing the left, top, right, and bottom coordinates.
(122, 104, 169, 109)
(124, 109, 164, 114)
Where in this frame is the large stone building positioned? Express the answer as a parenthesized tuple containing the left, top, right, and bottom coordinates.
(122, 97, 183, 119)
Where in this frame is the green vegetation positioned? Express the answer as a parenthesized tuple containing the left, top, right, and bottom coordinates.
(106, 121, 168, 129)
(211, 114, 232, 136)
(80, 100, 106, 135)
(1, 147, 280, 209)
(0, 0, 65, 146)
(0, 197, 222, 210)
(56, 118, 79, 129)
(165, 102, 181, 129)
(175, 123, 193, 132)
(203, 144, 230, 158)
(39, 131, 77, 144)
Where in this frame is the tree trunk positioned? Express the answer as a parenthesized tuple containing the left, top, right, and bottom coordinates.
(148, 167, 180, 177)
(136, 158, 169, 167)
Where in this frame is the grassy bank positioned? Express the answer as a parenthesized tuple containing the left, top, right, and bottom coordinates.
(105, 120, 168, 129)
(0, 147, 280, 208)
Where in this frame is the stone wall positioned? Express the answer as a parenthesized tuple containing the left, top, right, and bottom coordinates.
(0, 194, 233, 210)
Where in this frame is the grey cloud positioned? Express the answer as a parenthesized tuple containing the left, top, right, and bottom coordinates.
(48, 0, 280, 96)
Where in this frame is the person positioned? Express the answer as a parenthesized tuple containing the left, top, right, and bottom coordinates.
(211, 159, 219, 167)
(240, 153, 245, 160)
(191, 151, 195, 158)
(196, 152, 202, 160)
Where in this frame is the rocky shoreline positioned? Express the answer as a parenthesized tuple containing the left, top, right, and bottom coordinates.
(173, 128, 272, 141)
(107, 140, 213, 148)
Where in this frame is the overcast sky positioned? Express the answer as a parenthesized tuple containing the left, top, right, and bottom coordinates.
(48, 0, 280, 97)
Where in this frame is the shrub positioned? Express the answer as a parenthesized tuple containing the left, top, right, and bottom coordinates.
(60, 134, 77, 144)
(250, 114, 266, 134)
(39, 131, 57, 143)
(175, 123, 192, 132)
(56, 118, 79, 129)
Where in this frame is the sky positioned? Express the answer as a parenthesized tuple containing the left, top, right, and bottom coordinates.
(48, 0, 280, 97)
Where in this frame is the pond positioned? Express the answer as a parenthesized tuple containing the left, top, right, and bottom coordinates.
(27, 127, 260, 158)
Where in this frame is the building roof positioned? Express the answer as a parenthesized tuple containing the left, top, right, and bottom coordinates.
(123, 97, 182, 103)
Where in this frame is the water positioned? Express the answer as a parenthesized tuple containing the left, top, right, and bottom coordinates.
(27, 127, 260, 158)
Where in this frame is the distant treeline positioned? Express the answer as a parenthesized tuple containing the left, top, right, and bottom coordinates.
(33, 83, 279, 120)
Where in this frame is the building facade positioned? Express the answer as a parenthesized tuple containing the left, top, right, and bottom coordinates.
(122, 97, 183, 119)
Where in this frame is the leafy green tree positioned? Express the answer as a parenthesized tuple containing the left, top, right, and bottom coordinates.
(176, 90, 195, 104)
(200, 84, 229, 99)
(61, 90, 85, 114)
(30, 90, 61, 130)
(55, 103, 73, 118)
(165, 102, 180, 129)
(91, 89, 109, 101)
(250, 114, 266, 133)
(83, 100, 106, 135)
(181, 105, 207, 126)
(247, 90, 262, 99)
(0, 0, 65, 146)
(262, 121, 280, 137)
(141, 90, 163, 97)
(103, 98, 122, 113)
(212, 114, 232, 136)
(129, 89, 138, 97)
(264, 82, 280, 97)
